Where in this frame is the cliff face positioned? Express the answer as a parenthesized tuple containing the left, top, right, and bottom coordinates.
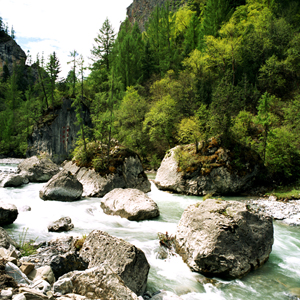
(127, 0, 188, 31)
(27, 98, 92, 164)
(0, 33, 26, 75)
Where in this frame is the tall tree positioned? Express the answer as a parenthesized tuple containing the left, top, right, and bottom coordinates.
(46, 51, 60, 109)
(72, 55, 87, 160)
(67, 50, 78, 97)
(91, 18, 115, 72)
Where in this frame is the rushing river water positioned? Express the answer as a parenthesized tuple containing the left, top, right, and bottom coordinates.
(0, 164, 300, 300)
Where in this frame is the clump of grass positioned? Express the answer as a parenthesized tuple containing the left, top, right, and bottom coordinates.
(18, 228, 38, 257)
(266, 189, 300, 201)
(74, 234, 87, 251)
(203, 193, 214, 201)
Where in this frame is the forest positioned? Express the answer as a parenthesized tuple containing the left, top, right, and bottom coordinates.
(1, 0, 300, 185)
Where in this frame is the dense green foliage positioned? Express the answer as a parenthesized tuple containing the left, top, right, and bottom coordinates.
(1, 0, 300, 184)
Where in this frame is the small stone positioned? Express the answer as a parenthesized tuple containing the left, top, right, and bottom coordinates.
(1, 288, 13, 298)
(20, 262, 35, 275)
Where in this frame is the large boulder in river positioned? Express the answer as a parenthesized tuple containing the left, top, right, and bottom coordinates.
(176, 199, 273, 279)
(80, 230, 150, 296)
(39, 170, 83, 201)
(101, 188, 159, 221)
(155, 137, 263, 196)
(0, 202, 18, 226)
(63, 147, 151, 197)
(17, 156, 60, 183)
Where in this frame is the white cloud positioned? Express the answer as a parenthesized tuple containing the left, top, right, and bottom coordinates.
(1, 0, 133, 77)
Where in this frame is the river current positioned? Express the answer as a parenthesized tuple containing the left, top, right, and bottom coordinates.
(0, 163, 299, 300)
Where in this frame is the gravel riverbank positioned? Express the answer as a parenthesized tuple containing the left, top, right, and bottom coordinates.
(247, 197, 300, 226)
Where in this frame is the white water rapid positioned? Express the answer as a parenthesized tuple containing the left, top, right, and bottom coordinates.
(0, 163, 299, 300)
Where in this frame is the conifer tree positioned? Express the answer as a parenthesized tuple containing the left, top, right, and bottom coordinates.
(46, 52, 60, 109)
(91, 18, 115, 72)
(67, 50, 78, 97)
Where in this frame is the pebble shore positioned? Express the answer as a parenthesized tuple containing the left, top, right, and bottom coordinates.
(247, 196, 300, 226)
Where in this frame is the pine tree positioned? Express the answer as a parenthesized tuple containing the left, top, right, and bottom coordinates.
(72, 55, 87, 160)
(46, 51, 61, 109)
(91, 18, 115, 72)
(67, 50, 78, 97)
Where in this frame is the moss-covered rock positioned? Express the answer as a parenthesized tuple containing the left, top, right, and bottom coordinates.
(155, 136, 264, 196)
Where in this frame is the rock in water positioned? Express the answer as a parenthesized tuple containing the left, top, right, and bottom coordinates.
(80, 230, 150, 296)
(48, 217, 74, 232)
(1, 173, 29, 188)
(39, 170, 83, 201)
(176, 199, 273, 279)
(63, 148, 151, 197)
(101, 188, 159, 221)
(0, 202, 18, 226)
(155, 137, 262, 196)
(17, 156, 60, 183)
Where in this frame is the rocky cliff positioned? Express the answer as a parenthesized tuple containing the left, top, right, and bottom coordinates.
(27, 98, 91, 164)
(127, 0, 188, 31)
(0, 31, 26, 75)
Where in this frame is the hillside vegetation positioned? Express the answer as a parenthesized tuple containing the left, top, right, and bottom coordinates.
(1, 0, 300, 185)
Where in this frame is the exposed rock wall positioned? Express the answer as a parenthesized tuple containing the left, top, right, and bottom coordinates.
(0, 35, 26, 75)
(127, 0, 188, 31)
(27, 99, 91, 164)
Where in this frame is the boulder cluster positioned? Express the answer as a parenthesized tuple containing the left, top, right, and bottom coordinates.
(0, 154, 278, 299)
(0, 230, 149, 299)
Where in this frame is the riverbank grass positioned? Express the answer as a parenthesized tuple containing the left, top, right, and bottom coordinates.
(266, 180, 300, 200)
(18, 228, 38, 257)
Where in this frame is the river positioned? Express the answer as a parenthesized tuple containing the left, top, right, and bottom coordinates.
(0, 163, 299, 299)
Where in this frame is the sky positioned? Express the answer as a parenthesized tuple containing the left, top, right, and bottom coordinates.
(1, 0, 133, 78)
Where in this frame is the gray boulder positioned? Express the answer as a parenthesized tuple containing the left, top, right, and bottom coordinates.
(63, 149, 150, 197)
(176, 199, 274, 279)
(80, 230, 149, 296)
(1, 173, 29, 187)
(55, 265, 139, 300)
(0, 227, 18, 249)
(0, 202, 18, 226)
(39, 170, 83, 201)
(17, 156, 60, 183)
(155, 139, 261, 196)
(101, 188, 159, 221)
(47, 217, 74, 232)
